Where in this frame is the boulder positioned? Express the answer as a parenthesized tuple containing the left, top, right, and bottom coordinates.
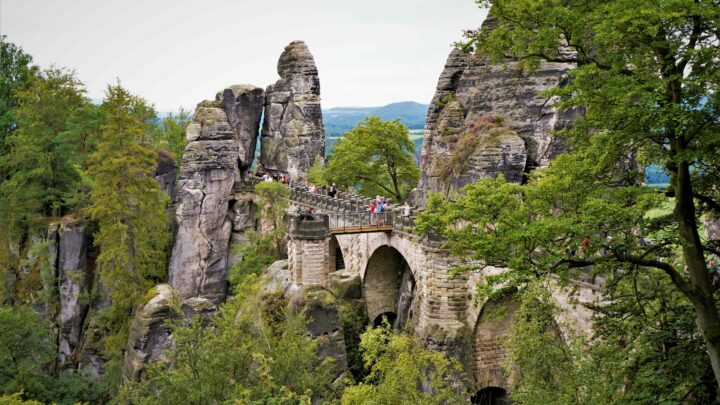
(329, 270, 362, 300)
(412, 15, 579, 205)
(261, 41, 325, 181)
(418, 320, 475, 391)
(290, 287, 348, 374)
(123, 284, 180, 382)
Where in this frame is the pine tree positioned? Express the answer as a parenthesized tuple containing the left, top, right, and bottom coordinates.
(0, 67, 87, 302)
(86, 83, 170, 351)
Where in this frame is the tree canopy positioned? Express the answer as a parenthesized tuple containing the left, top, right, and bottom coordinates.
(86, 83, 171, 355)
(324, 116, 420, 202)
(418, 0, 720, 395)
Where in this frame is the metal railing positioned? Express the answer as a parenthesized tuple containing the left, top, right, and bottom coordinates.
(239, 177, 427, 236)
(328, 211, 396, 233)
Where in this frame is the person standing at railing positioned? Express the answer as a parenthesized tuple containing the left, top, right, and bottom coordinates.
(375, 198, 385, 225)
(328, 183, 337, 198)
(402, 202, 410, 218)
(369, 201, 377, 225)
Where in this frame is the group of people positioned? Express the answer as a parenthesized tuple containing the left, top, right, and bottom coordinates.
(300, 182, 338, 198)
(369, 196, 391, 225)
(295, 206, 316, 221)
(247, 170, 291, 185)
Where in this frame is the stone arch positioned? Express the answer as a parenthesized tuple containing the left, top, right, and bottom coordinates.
(471, 387, 510, 405)
(328, 235, 345, 272)
(362, 245, 417, 329)
(472, 294, 520, 391)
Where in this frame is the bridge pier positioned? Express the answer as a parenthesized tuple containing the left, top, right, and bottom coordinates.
(287, 214, 331, 287)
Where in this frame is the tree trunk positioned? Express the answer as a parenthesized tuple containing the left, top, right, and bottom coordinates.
(673, 153, 720, 389)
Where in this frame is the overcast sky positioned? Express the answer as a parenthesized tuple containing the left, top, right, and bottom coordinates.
(0, 0, 487, 111)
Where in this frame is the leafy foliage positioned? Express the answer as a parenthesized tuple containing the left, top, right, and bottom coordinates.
(150, 108, 191, 167)
(418, 0, 720, 394)
(324, 116, 420, 202)
(86, 83, 171, 355)
(341, 323, 466, 405)
(0, 66, 89, 303)
(0, 306, 54, 398)
(0, 305, 103, 405)
(118, 273, 335, 404)
(0, 36, 37, 159)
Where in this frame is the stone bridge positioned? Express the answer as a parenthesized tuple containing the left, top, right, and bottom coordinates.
(284, 184, 603, 400)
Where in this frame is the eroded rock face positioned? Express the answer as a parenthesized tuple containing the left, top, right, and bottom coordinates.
(152, 150, 178, 201)
(413, 16, 578, 205)
(261, 41, 325, 181)
(220, 85, 265, 172)
(123, 284, 180, 382)
(54, 223, 91, 368)
(289, 287, 348, 377)
(168, 103, 238, 304)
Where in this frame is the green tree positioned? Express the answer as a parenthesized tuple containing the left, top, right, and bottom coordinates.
(0, 306, 54, 398)
(86, 83, 170, 354)
(0, 67, 87, 225)
(341, 323, 466, 405)
(325, 116, 420, 202)
(0, 305, 102, 405)
(306, 158, 325, 187)
(0, 67, 87, 302)
(420, 0, 720, 388)
(254, 181, 290, 255)
(118, 274, 334, 404)
(0, 37, 37, 163)
(151, 108, 191, 167)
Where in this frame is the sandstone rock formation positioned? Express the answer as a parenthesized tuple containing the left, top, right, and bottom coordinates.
(220, 85, 265, 172)
(412, 16, 578, 205)
(152, 149, 178, 201)
(123, 284, 180, 381)
(169, 84, 264, 304)
(168, 102, 237, 304)
(46, 222, 91, 368)
(261, 41, 325, 181)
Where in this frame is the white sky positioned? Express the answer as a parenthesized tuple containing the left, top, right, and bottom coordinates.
(0, 0, 487, 111)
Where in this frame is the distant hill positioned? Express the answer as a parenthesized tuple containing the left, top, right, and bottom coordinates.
(323, 101, 428, 137)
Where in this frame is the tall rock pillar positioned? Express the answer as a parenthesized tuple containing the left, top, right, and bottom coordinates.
(261, 40, 325, 182)
(168, 85, 264, 304)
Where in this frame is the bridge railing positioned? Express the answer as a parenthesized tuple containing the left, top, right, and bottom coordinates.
(240, 177, 428, 235)
(328, 211, 396, 232)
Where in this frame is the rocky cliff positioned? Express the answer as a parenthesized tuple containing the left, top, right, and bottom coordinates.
(168, 86, 263, 305)
(412, 16, 578, 205)
(261, 40, 325, 181)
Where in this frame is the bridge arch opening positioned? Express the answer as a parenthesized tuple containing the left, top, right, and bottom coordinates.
(363, 245, 416, 330)
(472, 294, 520, 392)
(372, 311, 397, 328)
(471, 387, 510, 405)
(329, 235, 345, 272)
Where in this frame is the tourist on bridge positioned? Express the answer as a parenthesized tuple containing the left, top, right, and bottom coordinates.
(375, 197, 385, 225)
(328, 183, 337, 198)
